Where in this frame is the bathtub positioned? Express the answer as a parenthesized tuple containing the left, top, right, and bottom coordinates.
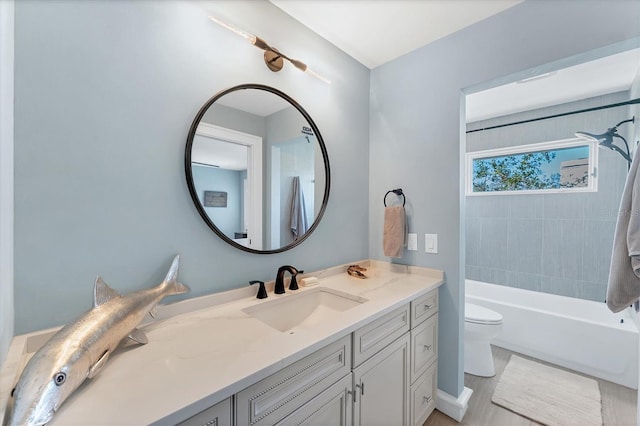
(466, 279, 639, 389)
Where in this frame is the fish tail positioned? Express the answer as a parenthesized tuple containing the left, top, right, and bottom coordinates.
(162, 255, 190, 295)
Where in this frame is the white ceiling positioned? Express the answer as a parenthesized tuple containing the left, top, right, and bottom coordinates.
(213, 1, 640, 121)
(269, 0, 523, 69)
(466, 47, 640, 122)
(192, 135, 248, 170)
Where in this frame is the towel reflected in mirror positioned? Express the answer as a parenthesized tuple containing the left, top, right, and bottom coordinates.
(290, 176, 308, 240)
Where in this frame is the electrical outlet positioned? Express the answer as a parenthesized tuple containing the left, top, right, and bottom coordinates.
(407, 233, 417, 251)
(425, 234, 438, 253)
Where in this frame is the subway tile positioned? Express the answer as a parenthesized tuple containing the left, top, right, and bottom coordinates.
(465, 265, 481, 281)
(582, 220, 616, 286)
(580, 281, 608, 303)
(506, 271, 541, 292)
(465, 197, 479, 218)
(540, 276, 580, 298)
(507, 218, 543, 274)
(541, 219, 584, 280)
(478, 218, 509, 269)
(465, 216, 480, 266)
(508, 194, 543, 219)
(490, 268, 509, 286)
(543, 193, 586, 220)
(475, 196, 509, 218)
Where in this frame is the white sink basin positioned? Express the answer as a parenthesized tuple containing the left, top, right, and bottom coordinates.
(243, 287, 368, 333)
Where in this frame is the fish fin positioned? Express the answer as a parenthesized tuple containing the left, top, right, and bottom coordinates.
(163, 255, 180, 285)
(162, 255, 190, 296)
(87, 350, 110, 379)
(128, 328, 148, 345)
(93, 276, 122, 307)
(172, 281, 190, 295)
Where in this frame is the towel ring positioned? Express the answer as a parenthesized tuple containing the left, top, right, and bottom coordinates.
(384, 189, 405, 207)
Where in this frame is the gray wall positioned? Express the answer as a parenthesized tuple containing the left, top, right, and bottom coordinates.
(466, 92, 630, 302)
(369, 0, 640, 398)
(13, 0, 370, 333)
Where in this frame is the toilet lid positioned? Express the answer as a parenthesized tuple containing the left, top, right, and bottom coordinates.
(465, 303, 503, 325)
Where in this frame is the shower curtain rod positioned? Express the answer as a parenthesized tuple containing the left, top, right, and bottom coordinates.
(466, 98, 640, 134)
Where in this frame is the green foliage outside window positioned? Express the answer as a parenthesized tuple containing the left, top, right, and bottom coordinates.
(472, 146, 589, 193)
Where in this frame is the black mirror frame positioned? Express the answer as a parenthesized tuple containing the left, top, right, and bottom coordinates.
(185, 83, 331, 254)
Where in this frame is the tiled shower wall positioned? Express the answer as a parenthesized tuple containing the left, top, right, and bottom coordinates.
(466, 91, 632, 302)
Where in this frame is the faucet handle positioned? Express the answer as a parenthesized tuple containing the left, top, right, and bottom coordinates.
(250, 280, 268, 299)
(289, 270, 304, 291)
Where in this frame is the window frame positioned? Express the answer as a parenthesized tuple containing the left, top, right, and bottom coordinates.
(465, 138, 598, 196)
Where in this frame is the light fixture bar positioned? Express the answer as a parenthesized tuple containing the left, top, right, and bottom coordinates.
(305, 67, 332, 84)
(208, 16, 256, 44)
(208, 15, 330, 84)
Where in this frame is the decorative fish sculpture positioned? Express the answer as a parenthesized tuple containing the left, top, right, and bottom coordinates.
(3, 255, 189, 426)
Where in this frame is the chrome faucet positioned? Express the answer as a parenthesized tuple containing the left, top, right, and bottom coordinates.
(275, 265, 304, 294)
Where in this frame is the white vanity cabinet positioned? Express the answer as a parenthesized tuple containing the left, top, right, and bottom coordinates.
(205, 288, 438, 426)
(409, 289, 439, 426)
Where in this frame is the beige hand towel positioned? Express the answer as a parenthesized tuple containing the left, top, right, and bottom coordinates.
(383, 206, 406, 258)
(607, 148, 640, 312)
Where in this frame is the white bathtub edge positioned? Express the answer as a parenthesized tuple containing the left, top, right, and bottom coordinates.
(466, 280, 639, 390)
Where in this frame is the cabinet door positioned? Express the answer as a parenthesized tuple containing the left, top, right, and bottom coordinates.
(275, 374, 353, 426)
(236, 335, 351, 425)
(353, 334, 410, 426)
(176, 397, 232, 426)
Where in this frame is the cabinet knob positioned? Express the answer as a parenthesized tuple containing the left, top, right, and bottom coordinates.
(424, 303, 433, 310)
(423, 395, 432, 404)
(423, 344, 432, 351)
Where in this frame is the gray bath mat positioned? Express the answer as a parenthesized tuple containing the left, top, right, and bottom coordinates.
(492, 355, 602, 426)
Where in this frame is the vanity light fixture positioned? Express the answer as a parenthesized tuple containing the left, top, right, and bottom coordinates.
(209, 16, 331, 84)
(575, 117, 635, 168)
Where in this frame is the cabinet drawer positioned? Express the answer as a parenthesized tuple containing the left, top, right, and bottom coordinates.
(177, 397, 232, 426)
(411, 314, 438, 381)
(352, 304, 410, 367)
(410, 363, 437, 426)
(274, 374, 352, 426)
(411, 289, 438, 327)
(236, 335, 351, 425)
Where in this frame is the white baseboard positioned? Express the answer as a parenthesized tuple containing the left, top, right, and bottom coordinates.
(436, 386, 473, 422)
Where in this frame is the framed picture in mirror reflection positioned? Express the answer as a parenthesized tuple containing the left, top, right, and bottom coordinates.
(204, 191, 227, 208)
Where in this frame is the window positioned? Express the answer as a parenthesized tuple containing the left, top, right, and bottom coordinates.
(466, 138, 597, 195)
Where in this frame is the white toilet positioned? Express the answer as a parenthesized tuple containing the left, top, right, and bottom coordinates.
(464, 303, 503, 377)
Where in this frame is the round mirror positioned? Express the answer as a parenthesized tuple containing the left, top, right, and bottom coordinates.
(185, 84, 330, 254)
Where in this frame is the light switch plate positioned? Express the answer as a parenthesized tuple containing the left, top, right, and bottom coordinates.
(407, 233, 417, 251)
(425, 234, 438, 253)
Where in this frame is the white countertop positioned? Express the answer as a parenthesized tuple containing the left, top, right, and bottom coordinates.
(0, 260, 443, 425)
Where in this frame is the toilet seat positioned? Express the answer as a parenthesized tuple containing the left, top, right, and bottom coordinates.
(465, 303, 502, 325)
